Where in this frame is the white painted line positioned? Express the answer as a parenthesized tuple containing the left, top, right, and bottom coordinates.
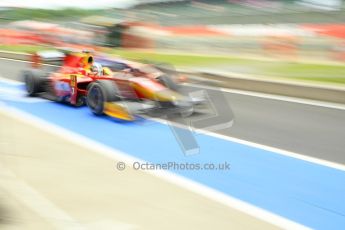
(0, 104, 310, 230)
(0, 82, 47, 103)
(0, 163, 85, 230)
(0, 163, 137, 230)
(0, 56, 58, 67)
(205, 131, 345, 171)
(0, 56, 31, 63)
(1, 77, 344, 170)
(198, 69, 345, 90)
(0, 77, 344, 170)
(1, 55, 345, 110)
(149, 116, 345, 172)
(0, 76, 23, 85)
(185, 82, 345, 111)
(2, 71, 344, 111)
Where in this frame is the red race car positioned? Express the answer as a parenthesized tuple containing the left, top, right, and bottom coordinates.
(23, 50, 202, 120)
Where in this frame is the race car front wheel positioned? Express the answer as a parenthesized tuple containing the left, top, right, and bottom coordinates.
(86, 80, 120, 115)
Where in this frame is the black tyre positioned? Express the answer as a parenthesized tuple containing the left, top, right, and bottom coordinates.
(74, 95, 85, 107)
(86, 80, 121, 115)
(23, 70, 47, 96)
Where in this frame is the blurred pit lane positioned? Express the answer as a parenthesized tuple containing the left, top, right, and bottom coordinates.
(0, 110, 278, 230)
(1, 1, 345, 229)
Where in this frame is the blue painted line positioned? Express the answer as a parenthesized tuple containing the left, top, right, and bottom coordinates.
(1, 82, 345, 229)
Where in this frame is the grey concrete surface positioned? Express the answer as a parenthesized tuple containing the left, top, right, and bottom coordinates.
(180, 85, 345, 164)
(2, 51, 345, 103)
(0, 111, 278, 230)
(0, 58, 344, 164)
(196, 71, 345, 104)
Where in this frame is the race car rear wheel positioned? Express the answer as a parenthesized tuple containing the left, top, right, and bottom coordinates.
(23, 70, 47, 96)
(86, 80, 121, 115)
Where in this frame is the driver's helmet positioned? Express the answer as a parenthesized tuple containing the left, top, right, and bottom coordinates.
(91, 63, 103, 76)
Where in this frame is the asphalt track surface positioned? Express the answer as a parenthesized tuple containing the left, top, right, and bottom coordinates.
(1, 58, 345, 230)
(1, 58, 345, 164)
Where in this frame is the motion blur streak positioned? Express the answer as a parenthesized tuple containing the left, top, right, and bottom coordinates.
(1, 80, 345, 229)
(1, 1, 345, 229)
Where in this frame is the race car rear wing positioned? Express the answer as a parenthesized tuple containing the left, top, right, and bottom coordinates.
(31, 50, 65, 68)
(31, 48, 95, 69)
